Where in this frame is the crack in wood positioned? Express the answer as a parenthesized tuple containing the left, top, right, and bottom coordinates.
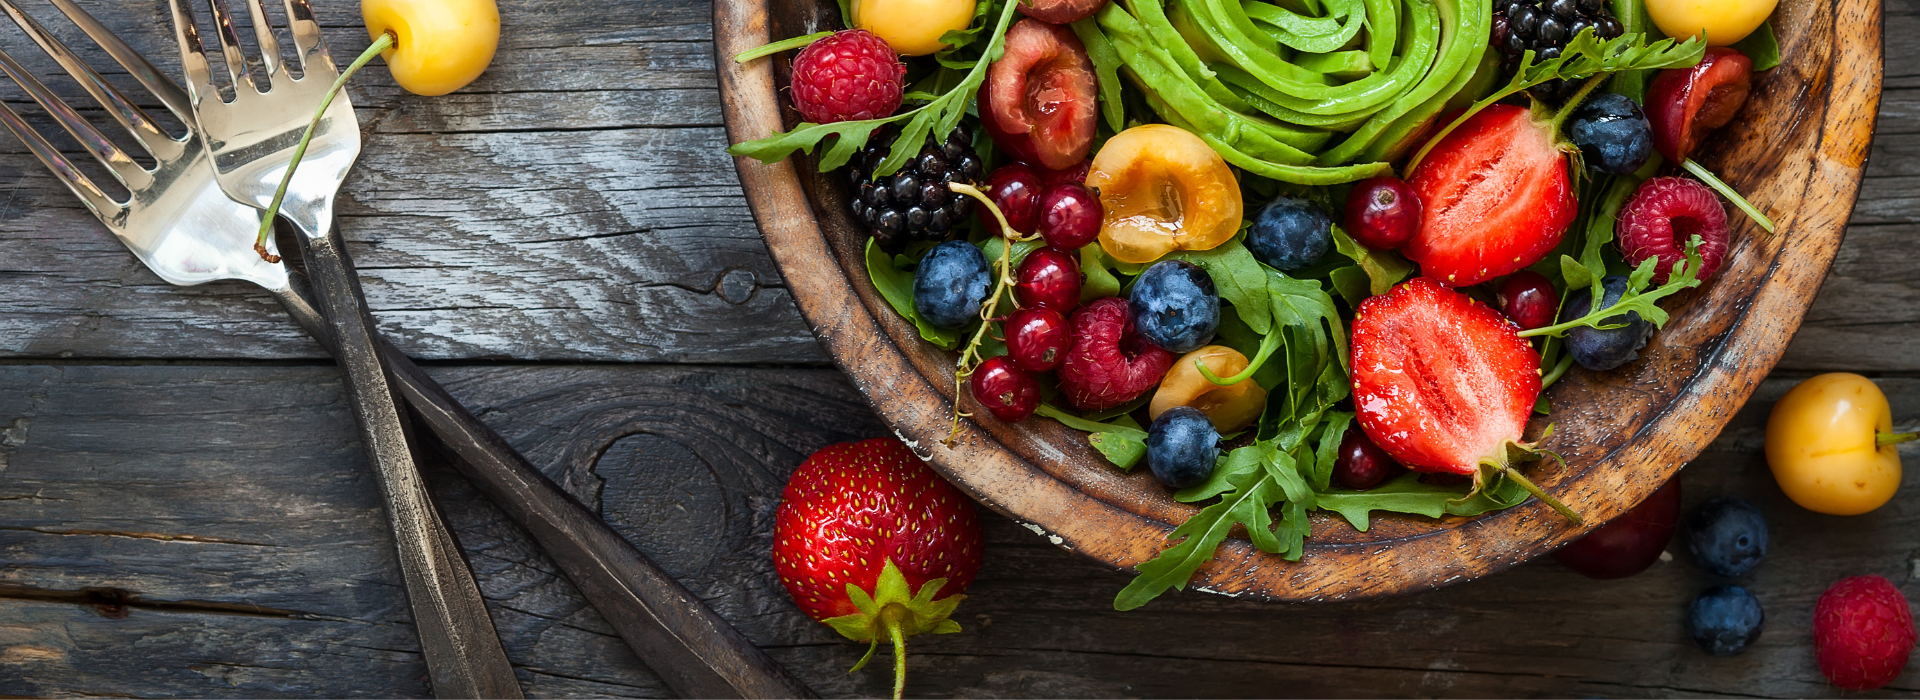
(0, 584, 344, 622)
(0, 526, 279, 547)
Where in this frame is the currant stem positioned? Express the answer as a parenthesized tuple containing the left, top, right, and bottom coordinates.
(943, 182, 1036, 446)
(252, 31, 396, 263)
(1501, 465, 1583, 524)
(1878, 431, 1920, 447)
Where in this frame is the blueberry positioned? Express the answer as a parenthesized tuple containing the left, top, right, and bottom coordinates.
(1568, 93, 1654, 175)
(1560, 275, 1654, 371)
(1688, 585, 1764, 656)
(912, 240, 991, 329)
(1147, 406, 1221, 489)
(1685, 497, 1769, 578)
(1129, 260, 1220, 353)
(1246, 197, 1332, 271)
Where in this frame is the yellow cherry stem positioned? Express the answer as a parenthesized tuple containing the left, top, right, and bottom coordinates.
(253, 31, 395, 262)
(1878, 431, 1919, 447)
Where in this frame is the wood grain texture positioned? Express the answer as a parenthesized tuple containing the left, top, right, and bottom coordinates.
(0, 0, 825, 364)
(4, 364, 1920, 698)
(720, 0, 1883, 601)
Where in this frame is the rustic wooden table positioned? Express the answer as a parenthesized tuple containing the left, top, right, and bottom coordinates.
(0, 0, 1912, 696)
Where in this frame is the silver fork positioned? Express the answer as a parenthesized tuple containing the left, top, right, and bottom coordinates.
(0, 1, 521, 696)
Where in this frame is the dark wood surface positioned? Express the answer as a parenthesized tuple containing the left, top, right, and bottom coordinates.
(0, 0, 1914, 696)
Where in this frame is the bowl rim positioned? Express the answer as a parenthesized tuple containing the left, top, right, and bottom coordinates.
(714, 0, 1883, 602)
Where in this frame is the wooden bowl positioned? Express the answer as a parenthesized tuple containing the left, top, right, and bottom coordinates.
(715, 0, 1883, 602)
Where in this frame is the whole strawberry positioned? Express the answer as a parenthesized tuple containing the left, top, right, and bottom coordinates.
(1814, 575, 1917, 690)
(774, 438, 984, 699)
(789, 30, 905, 124)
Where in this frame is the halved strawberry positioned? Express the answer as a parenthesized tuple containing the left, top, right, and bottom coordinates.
(1350, 277, 1579, 521)
(1407, 104, 1576, 288)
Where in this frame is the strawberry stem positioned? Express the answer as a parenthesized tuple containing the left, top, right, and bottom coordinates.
(1878, 431, 1920, 447)
(1500, 465, 1583, 524)
(883, 605, 909, 700)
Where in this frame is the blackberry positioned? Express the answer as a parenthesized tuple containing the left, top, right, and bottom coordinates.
(848, 125, 983, 252)
(1495, 0, 1624, 104)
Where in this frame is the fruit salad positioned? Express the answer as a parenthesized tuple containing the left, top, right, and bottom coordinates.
(731, 0, 1783, 609)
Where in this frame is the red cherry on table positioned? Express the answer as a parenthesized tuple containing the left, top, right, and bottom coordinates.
(1014, 247, 1082, 311)
(1333, 428, 1405, 491)
(980, 163, 1044, 234)
(1495, 270, 1558, 331)
(1037, 182, 1102, 250)
(1343, 176, 1421, 250)
(970, 356, 1040, 422)
(1552, 475, 1682, 579)
(1005, 308, 1071, 373)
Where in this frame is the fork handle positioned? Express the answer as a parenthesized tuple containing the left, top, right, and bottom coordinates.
(296, 232, 525, 700)
(272, 273, 816, 700)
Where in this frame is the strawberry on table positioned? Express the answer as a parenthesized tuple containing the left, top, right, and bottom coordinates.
(1407, 104, 1576, 287)
(774, 438, 984, 699)
(1349, 278, 1579, 522)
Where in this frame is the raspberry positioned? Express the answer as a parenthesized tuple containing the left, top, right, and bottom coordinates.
(1615, 176, 1731, 284)
(1814, 575, 1917, 690)
(788, 30, 905, 124)
(1059, 297, 1174, 411)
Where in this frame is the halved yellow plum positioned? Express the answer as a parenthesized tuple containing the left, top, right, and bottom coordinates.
(1149, 345, 1267, 433)
(1087, 125, 1242, 264)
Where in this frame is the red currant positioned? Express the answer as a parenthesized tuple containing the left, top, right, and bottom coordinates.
(1343, 176, 1421, 250)
(970, 356, 1039, 422)
(980, 163, 1044, 234)
(1014, 247, 1082, 312)
(1495, 270, 1558, 331)
(1037, 182, 1102, 250)
(1333, 429, 1404, 491)
(1005, 308, 1071, 372)
(1041, 160, 1091, 189)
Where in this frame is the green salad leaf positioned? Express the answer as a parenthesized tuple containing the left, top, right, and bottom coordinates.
(1315, 471, 1531, 531)
(1523, 236, 1706, 338)
(1036, 404, 1150, 470)
(1330, 224, 1414, 295)
(1731, 21, 1781, 71)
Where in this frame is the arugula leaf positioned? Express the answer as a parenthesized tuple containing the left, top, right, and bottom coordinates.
(1316, 471, 1531, 531)
(1730, 21, 1780, 71)
(1308, 412, 1352, 492)
(1114, 445, 1290, 610)
(1327, 265, 1371, 307)
(1408, 31, 1706, 171)
(863, 239, 964, 349)
(1522, 237, 1706, 337)
(728, 0, 1021, 176)
(1036, 404, 1149, 470)
(1330, 224, 1414, 295)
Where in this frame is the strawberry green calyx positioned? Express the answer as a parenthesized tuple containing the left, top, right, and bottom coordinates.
(823, 559, 965, 700)
(1455, 431, 1582, 524)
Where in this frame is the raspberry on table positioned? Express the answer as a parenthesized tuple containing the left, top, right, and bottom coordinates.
(1814, 575, 1917, 690)
(789, 30, 905, 124)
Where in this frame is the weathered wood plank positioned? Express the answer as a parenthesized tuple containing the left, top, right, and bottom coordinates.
(3, 365, 1919, 697)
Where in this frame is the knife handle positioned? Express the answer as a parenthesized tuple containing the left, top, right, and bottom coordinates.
(298, 233, 525, 700)
(272, 273, 815, 700)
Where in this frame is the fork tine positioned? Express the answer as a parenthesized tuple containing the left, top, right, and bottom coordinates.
(0, 35, 149, 192)
(5, 0, 189, 159)
(41, 0, 195, 124)
(242, 0, 281, 77)
(0, 48, 124, 221)
(203, 0, 253, 92)
(166, 0, 220, 105)
(280, 0, 331, 74)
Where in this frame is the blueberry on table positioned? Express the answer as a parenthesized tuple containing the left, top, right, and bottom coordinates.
(913, 240, 991, 329)
(1147, 406, 1221, 489)
(1560, 275, 1654, 371)
(1246, 197, 1332, 271)
(1686, 496, 1769, 577)
(1568, 93, 1654, 175)
(1129, 260, 1220, 353)
(1688, 585, 1765, 656)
